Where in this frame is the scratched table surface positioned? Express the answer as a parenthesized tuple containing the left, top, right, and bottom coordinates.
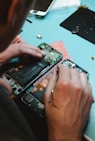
(20, 0, 95, 140)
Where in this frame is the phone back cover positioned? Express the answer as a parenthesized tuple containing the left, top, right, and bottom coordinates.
(60, 7, 95, 44)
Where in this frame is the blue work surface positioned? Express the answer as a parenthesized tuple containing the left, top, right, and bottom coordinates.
(20, 0, 95, 140)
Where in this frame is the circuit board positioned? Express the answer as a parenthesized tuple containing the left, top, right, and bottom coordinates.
(1, 43, 63, 95)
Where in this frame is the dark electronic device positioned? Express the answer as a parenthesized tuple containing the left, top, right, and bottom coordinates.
(21, 59, 89, 118)
(1, 43, 63, 95)
(29, 0, 55, 16)
(60, 7, 95, 44)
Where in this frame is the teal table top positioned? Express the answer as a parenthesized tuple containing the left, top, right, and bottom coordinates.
(20, 0, 95, 140)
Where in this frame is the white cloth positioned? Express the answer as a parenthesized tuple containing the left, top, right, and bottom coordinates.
(51, 0, 81, 10)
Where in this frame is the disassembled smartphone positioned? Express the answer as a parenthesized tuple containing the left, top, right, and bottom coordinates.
(1, 43, 63, 95)
(62, 59, 89, 79)
(21, 59, 89, 118)
(29, 0, 55, 16)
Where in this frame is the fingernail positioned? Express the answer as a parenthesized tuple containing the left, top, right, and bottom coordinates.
(41, 51, 46, 55)
(38, 53, 43, 57)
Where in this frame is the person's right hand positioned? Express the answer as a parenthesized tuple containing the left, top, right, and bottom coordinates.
(0, 78, 12, 94)
(0, 35, 45, 66)
(44, 64, 94, 141)
(10, 35, 24, 44)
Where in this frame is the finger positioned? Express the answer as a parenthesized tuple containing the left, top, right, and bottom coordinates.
(82, 82, 94, 107)
(20, 45, 45, 58)
(44, 69, 58, 104)
(0, 78, 12, 94)
(79, 72, 94, 103)
(69, 69, 86, 105)
(27, 48, 45, 57)
(70, 68, 82, 86)
(31, 46, 46, 56)
(79, 72, 90, 92)
(80, 72, 88, 84)
(57, 64, 71, 82)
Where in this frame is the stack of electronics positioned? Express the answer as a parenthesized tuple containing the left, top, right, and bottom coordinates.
(1, 42, 89, 118)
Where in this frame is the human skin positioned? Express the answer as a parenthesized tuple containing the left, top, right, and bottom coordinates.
(44, 65, 93, 141)
(0, 37, 45, 66)
(0, 0, 45, 91)
(0, 1, 94, 141)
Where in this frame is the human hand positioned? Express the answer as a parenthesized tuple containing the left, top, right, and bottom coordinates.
(10, 35, 24, 44)
(0, 36, 45, 66)
(44, 64, 94, 141)
(0, 78, 12, 94)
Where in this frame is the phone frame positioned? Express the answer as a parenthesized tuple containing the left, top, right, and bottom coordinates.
(29, 0, 55, 16)
(1, 43, 63, 95)
(21, 59, 89, 118)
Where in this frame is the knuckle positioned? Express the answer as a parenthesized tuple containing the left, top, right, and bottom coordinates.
(57, 80, 70, 90)
(75, 84, 82, 91)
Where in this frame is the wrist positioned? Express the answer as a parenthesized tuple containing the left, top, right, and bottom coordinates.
(48, 136, 81, 141)
(48, 130, 81, 141)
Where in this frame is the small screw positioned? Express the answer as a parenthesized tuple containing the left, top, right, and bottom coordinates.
(37, 34, 42, 39)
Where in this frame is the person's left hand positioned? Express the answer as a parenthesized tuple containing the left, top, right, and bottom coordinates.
(44, 64, 94, 141)
(0, 36, 45, 66)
